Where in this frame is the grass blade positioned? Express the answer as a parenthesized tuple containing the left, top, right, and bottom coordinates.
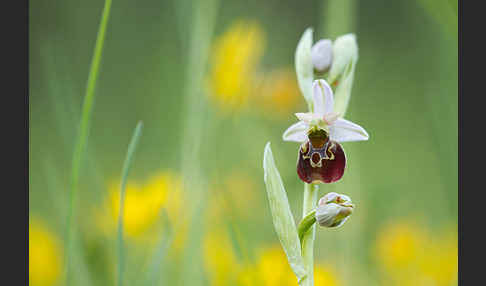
(178, 0, 220, 284)
(117, 121, 144, 286)
(64, 0, 113, 283)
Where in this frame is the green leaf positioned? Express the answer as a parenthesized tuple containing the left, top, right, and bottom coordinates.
(263, 143, 307, 283)
(64, 0, 113, 282)
(328, 33, 358, 116)
(295, 28, 315, 112)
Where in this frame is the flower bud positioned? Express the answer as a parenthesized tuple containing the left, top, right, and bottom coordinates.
(311, 39, 333, 73)
(315, 192, 354, 228)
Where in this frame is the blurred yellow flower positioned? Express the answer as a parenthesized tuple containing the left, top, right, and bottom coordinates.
(314, 264, 340, 286)
(29, 218, 62, 286)
(96, 171, 185, 247)
(207, 20, 265, 111)
(238, 246, 339, 286)
(418, 228, 457, 285)
(203, 237, 340, 286)
(203, 229, 241, 286)
(375, 219, 457, 286)
(258, 69, 301, 117)
(375, 220, 427, 271)
(255, 246, 296, 286)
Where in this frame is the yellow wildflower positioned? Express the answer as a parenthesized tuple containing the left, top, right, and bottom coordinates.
(238, 245, 340, 286)
(29, 217, 62, 286)
(418, 228, 458, 285)
(207, 20, 265, 111)
(258, 69, 301, 118)
(375, 220, 427, 271)
(375, 219, 458, 286)
(203, 229, 241, 286)
(256, 246, 295, 286)
(96, 171, 185, 247)
(314, 264, 340, 286)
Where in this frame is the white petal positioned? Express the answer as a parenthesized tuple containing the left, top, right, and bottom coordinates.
(313, 79, 334, 117)
(330, 118, 369, 142)
(282, 121, 308, 142)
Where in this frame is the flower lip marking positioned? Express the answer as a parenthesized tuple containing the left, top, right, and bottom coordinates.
(304, 129, 332, 168)
(311, 153, 322, 168)
(298, 129, 346, 184)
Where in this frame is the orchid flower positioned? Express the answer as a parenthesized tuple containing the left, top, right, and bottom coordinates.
(282, 79, 369, 184)
(263, 28, 363, 286)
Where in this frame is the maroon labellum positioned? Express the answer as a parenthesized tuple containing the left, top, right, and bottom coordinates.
(297, 129, 346, 184)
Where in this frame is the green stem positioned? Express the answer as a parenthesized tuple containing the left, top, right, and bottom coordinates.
(64, 0, 112, 284)
(301, 183, 318, 286)
(321, 0, 356, 39)
(178, 0, 220, 284)
(117, 122, 143, 286)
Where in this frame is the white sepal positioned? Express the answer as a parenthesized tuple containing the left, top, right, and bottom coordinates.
(282, 121, 308, 142)
(295, 28, 314, 111)
(330, 118, 369, 142)
(328, 34, 358, 116)
(328, 34, 358, 84)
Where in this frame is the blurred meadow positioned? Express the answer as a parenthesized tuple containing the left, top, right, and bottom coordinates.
(29, 0, 457, 285)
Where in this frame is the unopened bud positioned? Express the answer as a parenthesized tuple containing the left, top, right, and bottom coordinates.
(311, 39, 333, 73)
(315, 192, 354, 228)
